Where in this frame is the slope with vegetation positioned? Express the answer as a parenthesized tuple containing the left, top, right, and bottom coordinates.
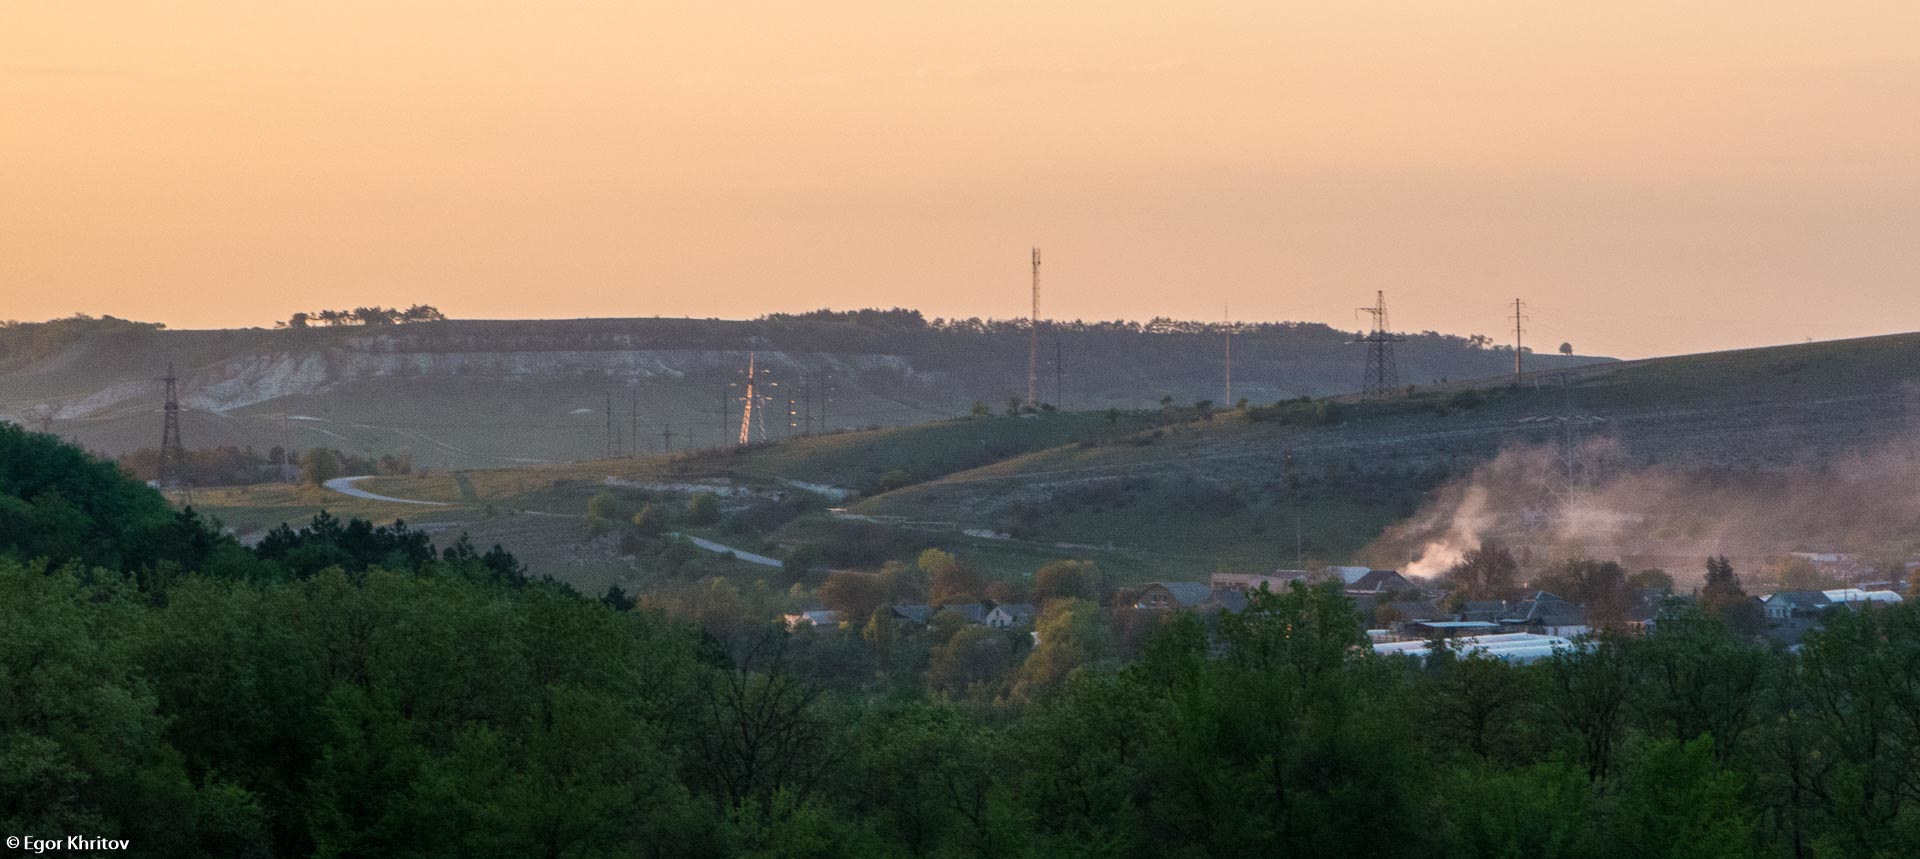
(9, 423, 1920, 856)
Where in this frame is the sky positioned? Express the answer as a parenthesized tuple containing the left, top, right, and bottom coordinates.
(3, 1, 1917, 359)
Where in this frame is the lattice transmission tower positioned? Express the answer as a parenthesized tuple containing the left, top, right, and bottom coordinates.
(1353, 291, 1406, 398)
(158, 363, 189, 491)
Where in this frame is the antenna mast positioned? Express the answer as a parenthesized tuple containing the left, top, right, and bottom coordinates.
(1027, 247, 1041, 409)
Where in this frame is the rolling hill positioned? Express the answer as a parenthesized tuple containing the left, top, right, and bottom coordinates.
(168, 330, 1920, 595)
(1, 311, 1605, 468)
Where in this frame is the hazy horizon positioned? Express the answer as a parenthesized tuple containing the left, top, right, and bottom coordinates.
(6, 1, 1917, 359)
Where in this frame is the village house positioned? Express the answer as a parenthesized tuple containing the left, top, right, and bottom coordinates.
(1763, 590, 1831, 620)
(986, 603, 1037, 629)
(1345, 569, 1419, 598)
(1498, 592, 1589, 637)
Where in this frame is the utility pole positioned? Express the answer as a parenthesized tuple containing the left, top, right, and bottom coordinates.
(720, 385, 731, 448)
(1511, 298, 1529, 384)
(605, 391, 615, 458)
(1027, 246, 1041, 409)
(661, 424, 675, 454)
(629, 387, 638, 458)
(1352, 291, 1405, 398)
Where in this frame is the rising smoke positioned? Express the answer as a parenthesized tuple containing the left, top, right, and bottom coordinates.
(1368, 434, 1920, 587)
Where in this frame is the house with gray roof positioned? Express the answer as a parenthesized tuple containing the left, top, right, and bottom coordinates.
(986, 603, 1038, 629)
(1763, 590, 1832, 620)
(1498, 592, 1589, 637)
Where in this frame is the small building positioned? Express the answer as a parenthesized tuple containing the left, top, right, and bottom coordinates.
(1404, 620, 1503, 639)
(783, 609, 843, 630)
(1821, 588, 1903, 607)
(1374, 632, 1575, 664)
(1346, 569, 1418, 597)
(1325, 565, 1373, 585)
(1455, 600, 1507, 623)
(986, 603, 1038, 629)
(1763, 590, 1832, 620)
(1499, 592, 1589, 637)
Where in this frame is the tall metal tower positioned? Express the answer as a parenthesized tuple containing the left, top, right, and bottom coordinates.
(1223, 304, 1233, 407)
(1510, 298, 1529, 384)
(158, 363, 188, 487)
(1353, 291, 1405, 398)
(1027, 247, 1041, 408)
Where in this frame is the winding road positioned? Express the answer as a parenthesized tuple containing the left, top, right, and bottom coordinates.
(320, 475, 782, 566)
(322, 476, 451, 506)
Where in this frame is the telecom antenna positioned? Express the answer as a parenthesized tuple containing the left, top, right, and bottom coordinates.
(1510, 298, 1529, 384)
(1027, 247, 1041, 408)
(157, 363, 188, 490)
(1352, 291, 1406, 398)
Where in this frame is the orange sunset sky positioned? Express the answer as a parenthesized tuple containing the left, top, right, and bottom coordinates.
(3, 1, 1917, 358)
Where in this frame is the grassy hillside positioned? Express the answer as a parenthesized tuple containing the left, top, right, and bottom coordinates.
(857, 331, 1920, 580)
(4, 313, 1606, 467)
(183, 330, 1920, 589)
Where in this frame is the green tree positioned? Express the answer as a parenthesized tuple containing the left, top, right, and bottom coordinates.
(1628, 568, 1674, 592)
(1700, 556, 1764, 639)
(817, 571, 887, 623)
(928, 625, 1017, 700)
(919, 548, 982, 605)
(1444, 541, 1521, 604)
(1013, 598, 1112, 699)
(686, 492, 722, 525)
(302, 447, 342, 486)
(632, 503, 669, 537)
(1031, 559, 1102, 605)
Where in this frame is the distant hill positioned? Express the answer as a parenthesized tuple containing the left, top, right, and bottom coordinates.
(171, 330, 1920, 592)
(853, 331, 1920, 581)
(0, 311, 1605, 467)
